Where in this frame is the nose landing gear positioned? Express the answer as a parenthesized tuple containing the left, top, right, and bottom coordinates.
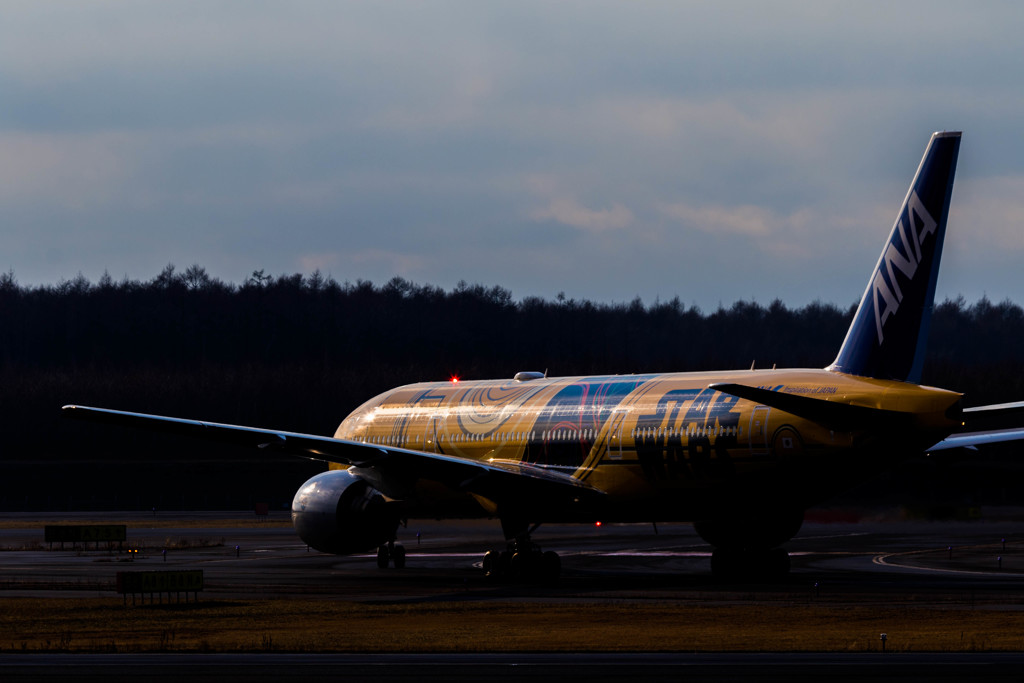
(483, 545, 561, 582)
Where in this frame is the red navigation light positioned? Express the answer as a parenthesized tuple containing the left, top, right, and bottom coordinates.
(595, 521, 602, 527)
(450, 375, 460, 384)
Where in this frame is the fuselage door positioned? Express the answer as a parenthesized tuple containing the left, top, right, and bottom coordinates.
(426, 414, 442, 453)
(605, 409, 627, 461)
(748, 405, 770, 456)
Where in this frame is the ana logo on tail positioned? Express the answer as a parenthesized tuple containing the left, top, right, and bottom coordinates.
(873, 190, 938, 344)
(829, 130, 960, 383)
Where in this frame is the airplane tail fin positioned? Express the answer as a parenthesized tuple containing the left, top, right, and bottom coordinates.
(827, 131, 961, 383)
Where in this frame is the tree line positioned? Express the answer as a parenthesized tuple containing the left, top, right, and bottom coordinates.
(1, 265, 1022, 510)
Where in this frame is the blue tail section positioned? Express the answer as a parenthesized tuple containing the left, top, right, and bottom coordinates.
(828, 131, 960, 383)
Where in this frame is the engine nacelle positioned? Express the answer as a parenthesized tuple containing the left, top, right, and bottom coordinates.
(291, 469, 400, 554)
(694, 509, 804, 551)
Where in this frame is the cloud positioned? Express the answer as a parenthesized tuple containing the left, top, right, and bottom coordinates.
(591, 96, 838, 151)
(2, 2, 1024, 311)
(0, 132, 131, 207)
(525, 173, 634, 233)
(661, 202, 774, 237)
(659, 200, 834, 261)
(949, 175, 1024, 251)
(294, 249, 429, 283)
(529, 197, 633, 232)
(297, 252, 341, 273)
(346, 248, 427, 275)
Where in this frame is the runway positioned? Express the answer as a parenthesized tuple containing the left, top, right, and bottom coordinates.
(1, 511, 1022, 602)
(3, 514, 1024, 680)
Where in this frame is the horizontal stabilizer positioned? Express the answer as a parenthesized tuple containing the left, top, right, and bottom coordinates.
(962, 401, 1024, 432)
(708, 382, 907, 432)
(927, 401, 1024, 452)
(928, 428, 1024, 453)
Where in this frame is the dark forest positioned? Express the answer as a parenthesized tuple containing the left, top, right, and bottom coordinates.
(2, 265, 1023, 511)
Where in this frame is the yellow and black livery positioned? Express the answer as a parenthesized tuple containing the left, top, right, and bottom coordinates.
(64, 131, 1024, 577)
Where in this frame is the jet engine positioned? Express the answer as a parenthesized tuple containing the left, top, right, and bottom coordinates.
(291, 469, 400, 554)
(693, 509, 804, 551)
(694, 509, 805, 577)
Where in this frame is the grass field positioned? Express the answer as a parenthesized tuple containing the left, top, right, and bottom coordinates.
(3, 514, 1023, 653)
(1, 598, 1023, 653)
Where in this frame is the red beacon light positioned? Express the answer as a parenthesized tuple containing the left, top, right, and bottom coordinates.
(450, 375, 460, 384)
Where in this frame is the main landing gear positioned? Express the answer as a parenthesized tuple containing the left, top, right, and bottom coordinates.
(376, 540, 406, 569)
(482, 521, 561, 582)
(695, 510, 802, 580)
(709, 547, 790, 580)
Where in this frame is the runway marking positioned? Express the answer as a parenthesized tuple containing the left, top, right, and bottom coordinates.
(795, 532, 869, 541)
(594, 551, 711, 557)
(343, 550, 821, 559)
(873, 550, 1024, 577)
(354, 553, 483, 558)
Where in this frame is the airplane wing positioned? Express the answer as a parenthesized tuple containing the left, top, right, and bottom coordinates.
(61, 405, 605, 505)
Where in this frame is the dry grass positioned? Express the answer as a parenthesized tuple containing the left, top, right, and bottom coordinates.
(1, 598, 1022, 653)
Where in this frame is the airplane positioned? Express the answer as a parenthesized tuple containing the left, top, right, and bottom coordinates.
(63, 130, 1024, 579)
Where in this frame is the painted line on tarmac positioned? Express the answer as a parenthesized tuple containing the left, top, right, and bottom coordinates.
(873, 550, 1024, 576)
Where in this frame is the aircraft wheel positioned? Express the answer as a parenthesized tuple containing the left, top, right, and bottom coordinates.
(498, 550, 513, 576)
(541, 551, 561, 582)
(483, 550, 500, 578)
(710, 547, 790, 580)
(392, 543, 406, 569)
(709, 548, 743, 579)
(509, 551, 529, 580)
(482, 547, 557, 582)
(376, 544, 390, 569)
(483, 550, 515, 580)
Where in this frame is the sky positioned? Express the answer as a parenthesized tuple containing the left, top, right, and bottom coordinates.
(3, 1, 1024, 310)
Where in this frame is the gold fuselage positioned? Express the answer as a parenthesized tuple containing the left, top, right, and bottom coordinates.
(333, 369, 961, 520)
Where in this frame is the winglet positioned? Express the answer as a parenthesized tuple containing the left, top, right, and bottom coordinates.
(828, 131, 960, 383)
